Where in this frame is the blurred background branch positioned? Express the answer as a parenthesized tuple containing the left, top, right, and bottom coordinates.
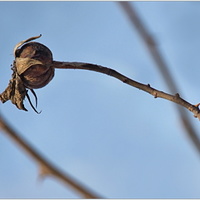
(118, 1, 200, 155)
(0, 113, 101, 198)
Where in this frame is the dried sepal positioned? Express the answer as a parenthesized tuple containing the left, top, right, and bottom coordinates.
(15, 57, 43, 75)
(0, 66, 27, 111)
(13, 34, 42, 56)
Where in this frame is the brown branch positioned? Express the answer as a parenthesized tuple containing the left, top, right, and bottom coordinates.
(0, 113, 101, 199)
(52, 61, 200, 119)
(118, 2, 178, 92)
(117, 2, 200, 155)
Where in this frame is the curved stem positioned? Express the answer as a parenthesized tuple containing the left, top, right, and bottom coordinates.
(53, 61, 200, 120)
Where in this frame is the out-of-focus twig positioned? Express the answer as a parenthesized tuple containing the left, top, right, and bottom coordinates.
(118, 2, 200, 154)
(0, 113, 101, 199)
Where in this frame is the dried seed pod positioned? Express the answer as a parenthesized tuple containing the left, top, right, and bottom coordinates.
(15, 41, 55, 89)
(0, 35, 56, 112)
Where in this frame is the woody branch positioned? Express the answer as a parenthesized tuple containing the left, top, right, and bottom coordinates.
(52, 61, 200, 120)
(0, 113, 101, 199)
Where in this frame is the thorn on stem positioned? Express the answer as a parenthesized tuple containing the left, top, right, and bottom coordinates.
(38, 164, 51, 180)
(175, 93, 180, 98)
(153, 92, 157, 98)
(194, 103, 200, 108)
(123, 78, 128, 83)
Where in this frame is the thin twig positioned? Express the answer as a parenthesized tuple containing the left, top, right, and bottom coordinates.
(0, 113, 101, 199)
(52, 61, 200, 119)
(118, 2, 200, 155)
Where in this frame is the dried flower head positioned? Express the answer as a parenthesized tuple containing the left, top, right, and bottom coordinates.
(0, 35, 54, 113)
(15, 41, 54, 89)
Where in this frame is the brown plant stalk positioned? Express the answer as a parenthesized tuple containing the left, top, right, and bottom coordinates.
(51, 61, 200, 120)
(0, 113, 101, 198)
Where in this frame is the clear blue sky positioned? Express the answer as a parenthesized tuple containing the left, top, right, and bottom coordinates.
(1, 1, 200, 198)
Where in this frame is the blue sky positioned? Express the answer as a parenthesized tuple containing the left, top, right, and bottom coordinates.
(1, 1, 200, 198)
